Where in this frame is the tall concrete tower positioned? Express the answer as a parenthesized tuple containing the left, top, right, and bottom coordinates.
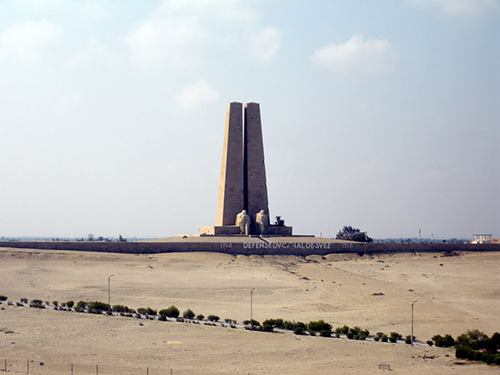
(215, 102, 269, 227)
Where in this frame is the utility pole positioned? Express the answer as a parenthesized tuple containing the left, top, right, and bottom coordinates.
(411, 300, 417, 345)
(107, 274, 114, 315)
(250, 288, 255, 331)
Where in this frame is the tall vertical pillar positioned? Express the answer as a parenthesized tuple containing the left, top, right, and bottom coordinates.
(216, 102, 244, 226)
(244, 102, 269, 224)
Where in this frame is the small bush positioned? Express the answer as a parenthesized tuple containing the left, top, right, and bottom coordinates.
(66, 300, 74, 308)
(75, 301, 87, 312)
(88, 301, 110, 311)
(347, 332, 354, 340)
(138, 307, 157, 316)
(20, 298, 28, 303)
(196, 314, 205, 320)
(389, 332, 402, 343)
(308, 320, 332, 334)
(113, 305, 132, 313)
(207, 315, 220, 322)
(341, 325, 349, 334)
(30, 299, 45, 309)
(294, 325, 306, 335)
(405, 335, 412, 344)
(433, 334, 455, 348)
(159, 306, 179, 318)
(183, 309, 195, 319)
(0, 295, 8, 301)
(381, 334, 388, 342)
(427, 340, 434, 346)
(320, 330, 332, 337)
(158, 315, 167, 321)
(52, 301, 58, 307)
(374, 336, 380, 342)
(262, 324, 274, 332)
(283, 321, 295, 330)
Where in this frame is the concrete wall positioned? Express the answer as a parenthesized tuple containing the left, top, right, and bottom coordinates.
(1, 241, 499, 256)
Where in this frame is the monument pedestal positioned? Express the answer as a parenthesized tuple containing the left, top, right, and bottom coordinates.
(199, 225, 293, 236)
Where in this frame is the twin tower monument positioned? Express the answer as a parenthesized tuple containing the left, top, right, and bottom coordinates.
(199, 102, 292, 236)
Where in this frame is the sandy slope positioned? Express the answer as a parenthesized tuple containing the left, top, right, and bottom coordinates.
(0, 248, 498, 374)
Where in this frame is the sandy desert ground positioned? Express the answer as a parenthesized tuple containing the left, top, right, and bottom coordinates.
(0, 247, 499, 374)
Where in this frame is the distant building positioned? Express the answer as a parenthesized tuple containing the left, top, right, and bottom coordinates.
(470, 234, 499, 244)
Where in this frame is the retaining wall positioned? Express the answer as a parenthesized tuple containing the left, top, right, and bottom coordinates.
(0, 241, 499, 256)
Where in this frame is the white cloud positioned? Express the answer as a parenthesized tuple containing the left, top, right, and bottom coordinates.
(163, 0, 257, 21)
(176, 80, 219, 109)
(124, 17, 210, 68)
(249, 27, 283, 62)
(310, 35, 398, 75)
(0, 20, 62, 62)
(413, 0, 499, 15)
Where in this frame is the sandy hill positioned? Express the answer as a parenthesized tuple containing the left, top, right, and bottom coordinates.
(0, 248, 498, 374)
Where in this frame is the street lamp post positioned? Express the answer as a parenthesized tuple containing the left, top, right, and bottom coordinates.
(107, 274, 114, 316)
(250, 288, 255, 331)
(411, 300, 417, 345)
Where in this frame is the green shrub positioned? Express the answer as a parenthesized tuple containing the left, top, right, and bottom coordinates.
(207, 315, 220, 322)
(308, 320, 332, 334)
(52, 301, 58, 307)
(374, 336, 380, 342)
(433, 334, 455, 347)
(456, 330, 486, 350)
(88, 301, 110, 311)
(405, 335, 416, 344)
(113, 305, 132, 313)
(486, 354, 494, 365)
(262, 323, 274, 332)
(138, 307, 157, 316)
(66, 300, 74, 308)
(455, 347, 467, 359)
(294, 325, 306, 335)
(494, 354, 500, 365)
(30, 299, 45, 308)
(341, 325, 349, 334)
(183, 309, 195, 319)
(75, 301, 87, 312)
(381, 334, 388, 342)
(427, 340, 434, 346)
(389, 332, 402, 343)
(263, 319, 284, 329)
(159, 306, 179, 318)
(320, 329, 332, 337)
(481, 353, 490, 363)
(283, 321, 295, 330)
(347, 332, 354, 340)
(196, 314, 204, 320)
(159, 315, 167, 321)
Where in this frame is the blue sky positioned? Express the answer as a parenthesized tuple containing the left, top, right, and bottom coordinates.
(0, 0, 498, 239)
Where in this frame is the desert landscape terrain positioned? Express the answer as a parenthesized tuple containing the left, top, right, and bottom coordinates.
(0, 247, 499, 374)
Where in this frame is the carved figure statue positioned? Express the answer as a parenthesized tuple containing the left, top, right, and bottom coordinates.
(236, 210, 251, 235)
(255, 210, 268, 235)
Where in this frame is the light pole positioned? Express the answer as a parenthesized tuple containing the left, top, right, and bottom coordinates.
(107, 274, 114, 316)
(250, 288, 255, 331)
(411, 300, 417, 345)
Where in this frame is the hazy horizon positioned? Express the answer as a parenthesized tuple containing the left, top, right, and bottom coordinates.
(1, 0, 498, 239)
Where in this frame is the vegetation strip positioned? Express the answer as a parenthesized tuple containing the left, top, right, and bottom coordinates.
(1, 295, 499, 366)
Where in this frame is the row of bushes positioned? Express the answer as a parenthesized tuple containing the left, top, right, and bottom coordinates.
(4, 294, 499, 366)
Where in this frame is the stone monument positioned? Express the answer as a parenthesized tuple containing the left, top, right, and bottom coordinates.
(200, 102, 292, 236)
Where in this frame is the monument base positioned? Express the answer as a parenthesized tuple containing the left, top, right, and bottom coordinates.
(199, 225, 293, 236)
